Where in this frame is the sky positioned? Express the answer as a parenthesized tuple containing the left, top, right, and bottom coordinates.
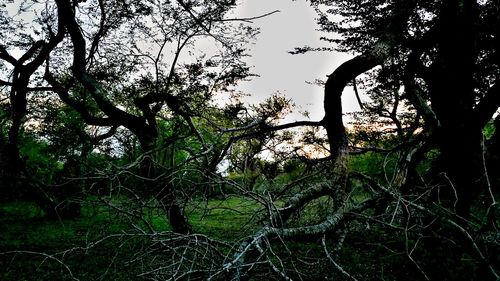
(232, 0, 359, 122)
(3, 0, 361, 122)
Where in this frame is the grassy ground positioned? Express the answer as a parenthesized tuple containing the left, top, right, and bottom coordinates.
(0, 193, 443, 280)
(0, 196, 265, 280)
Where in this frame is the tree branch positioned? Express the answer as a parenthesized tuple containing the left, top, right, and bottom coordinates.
(0, 46, 18, 66)
(44, 70, 118, 127)
(323, 48, 385, 157)
(404, 52, 440, 131)
(235, 120, 323, 140)
(54, 0, 156, 141)
(473, 79, 500, 128)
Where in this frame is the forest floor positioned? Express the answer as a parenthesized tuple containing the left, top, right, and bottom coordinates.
(0, 196, 264, 280)
(0, 194, 417, 280)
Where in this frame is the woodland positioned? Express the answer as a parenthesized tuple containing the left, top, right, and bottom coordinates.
(0, 0, 499, 280)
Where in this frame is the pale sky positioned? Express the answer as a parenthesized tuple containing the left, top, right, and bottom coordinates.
(233, 0, 359, 122)
(3, 0, 361, 122)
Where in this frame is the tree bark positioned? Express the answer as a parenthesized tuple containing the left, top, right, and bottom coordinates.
(428, 0, 482, 216)
(141, 141, 192, 235)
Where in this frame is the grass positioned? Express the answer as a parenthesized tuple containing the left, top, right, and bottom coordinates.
(2, 192, 486, 280)
(0, 196, 265, 280)
(188, 196, 263, 240)
(0, 199, 135, 280)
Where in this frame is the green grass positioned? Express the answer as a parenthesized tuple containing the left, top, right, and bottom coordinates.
(188, 196, 264, 240)
(0, 196, 265, 280)
(2, 193, 487, 280)
(0, 199, 138, 280)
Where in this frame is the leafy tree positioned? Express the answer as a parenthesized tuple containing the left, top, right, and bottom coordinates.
(0, 0, 65, 188)
(307, 0, 500, 216)
(224, 1, 500, 280)
(38, 0, 257, 233)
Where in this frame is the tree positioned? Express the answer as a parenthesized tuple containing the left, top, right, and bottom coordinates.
(0, 0, 65, 188)
(308, 0, 500, 216)
(39, 0, 258, 233)
(224, 0, 500, 279)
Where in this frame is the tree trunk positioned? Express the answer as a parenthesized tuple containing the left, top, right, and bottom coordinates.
(6, 75, 29, 190)
(156, 187, 192, 235)
(428, 0, 482, 217)
(141, 140, 192, 234)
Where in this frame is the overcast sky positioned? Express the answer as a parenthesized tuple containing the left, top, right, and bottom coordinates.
(232, 0, 358, 122)
(4, 0, 360, 122)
